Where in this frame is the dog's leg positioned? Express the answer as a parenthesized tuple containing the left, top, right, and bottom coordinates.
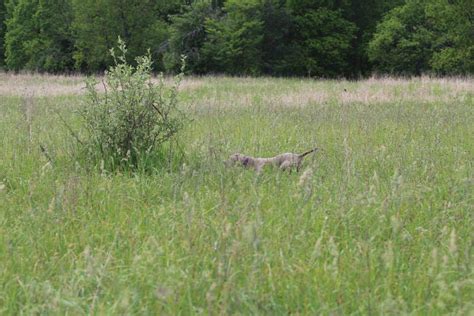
(296, 161, 302, 172)
(280, 160, 291, 172)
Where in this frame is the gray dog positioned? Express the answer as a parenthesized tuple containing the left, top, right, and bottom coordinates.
(226, 148, 318, 173)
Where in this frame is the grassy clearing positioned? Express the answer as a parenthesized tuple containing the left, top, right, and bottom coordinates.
(0, 74, 473, 314)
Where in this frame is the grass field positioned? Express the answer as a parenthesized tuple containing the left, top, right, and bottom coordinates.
(1, 74, 473, 314)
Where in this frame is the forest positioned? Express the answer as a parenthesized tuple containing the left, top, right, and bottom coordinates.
(0, 0, 472, 77)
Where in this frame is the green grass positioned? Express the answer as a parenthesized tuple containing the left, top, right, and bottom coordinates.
(1, 76, 473, 314)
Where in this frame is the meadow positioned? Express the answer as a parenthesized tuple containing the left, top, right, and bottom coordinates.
(0, 73, 473, 314)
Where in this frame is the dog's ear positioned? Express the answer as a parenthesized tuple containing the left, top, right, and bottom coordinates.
(242, 157, 250, 166)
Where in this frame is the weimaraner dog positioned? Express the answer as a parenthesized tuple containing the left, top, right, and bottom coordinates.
(227, 148, 318, 173)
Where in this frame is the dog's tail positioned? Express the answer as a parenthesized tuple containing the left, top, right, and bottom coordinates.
(299, 147, 319, 158)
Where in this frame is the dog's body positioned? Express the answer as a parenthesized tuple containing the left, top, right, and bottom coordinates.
(227, 148, 318, 173)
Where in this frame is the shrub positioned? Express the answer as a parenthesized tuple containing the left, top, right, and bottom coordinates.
(77, 38, 187, 172)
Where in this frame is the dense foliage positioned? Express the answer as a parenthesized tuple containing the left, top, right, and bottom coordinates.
(368, 0, 474, 75)
(4, 0, 74, 72)
(1, 0, 473, 76)
(71, 0, 172, 73)
(0, 0, 6, 67)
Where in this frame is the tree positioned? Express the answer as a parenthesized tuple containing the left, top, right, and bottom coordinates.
(369, 0, 473, 75)
(289, 7, 356, 77)
(202, 0, 263, 75)
(286, 0, 351, 13)
(260, 0, 293, 75)
(34, 0, 74, 72)
(427, 0, 474, 75)
(1, 0, 470, 76)
(0, 0, 7, 67)
(164, 0, 217, 74)
(368, 1, 439, 75)
(4, 0, 74, 72)
(72, 0, 169, 73)
(153, 0, 186, 22)
(4, 0, 38, 71)
(345, 0, 405, 77)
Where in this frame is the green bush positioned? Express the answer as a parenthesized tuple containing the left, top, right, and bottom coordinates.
(77, 38, 187, 172)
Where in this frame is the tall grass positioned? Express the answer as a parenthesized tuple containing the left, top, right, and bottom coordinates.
(0, 74, 473, 314)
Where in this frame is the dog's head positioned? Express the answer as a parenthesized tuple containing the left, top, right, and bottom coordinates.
(225, 153, 250, 167)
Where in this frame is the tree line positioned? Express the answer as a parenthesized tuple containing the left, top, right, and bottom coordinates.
(0, 0, 472, 77)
